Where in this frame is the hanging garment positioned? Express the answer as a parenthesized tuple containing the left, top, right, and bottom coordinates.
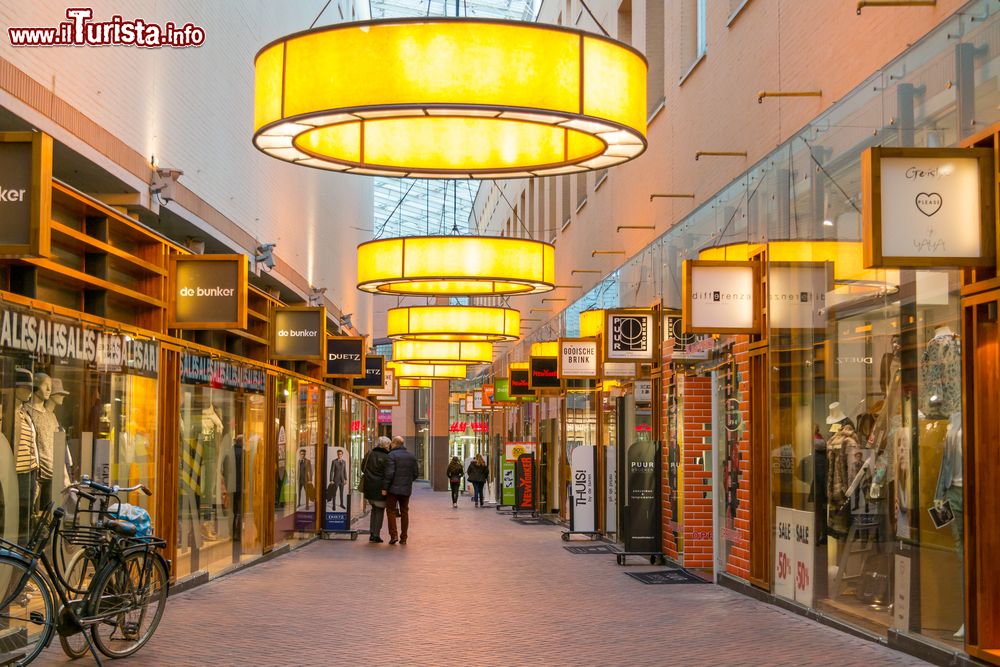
(25, 404, 56, 480)
(14, 404, 38, 474)
(920, 333, 961, 417)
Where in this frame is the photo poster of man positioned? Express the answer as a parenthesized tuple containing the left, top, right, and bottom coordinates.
(294, 443, 316, 531)
(324, 445, 350, 531)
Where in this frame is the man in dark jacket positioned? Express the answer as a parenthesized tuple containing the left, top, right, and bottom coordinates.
(382, 435, 419, 544)
(362, 437, 391, 543)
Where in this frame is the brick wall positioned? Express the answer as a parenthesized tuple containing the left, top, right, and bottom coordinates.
(681, 374, 713, 570)
(726, 339, 753, 581)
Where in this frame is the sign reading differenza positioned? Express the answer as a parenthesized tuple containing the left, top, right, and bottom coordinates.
(168, 254, 248, 329)
(683, 260, 759, 334)
(558, 337, 599, 379)
(0, 132, 52, 257)
(605, 309, 657, 362)
(863, 146, 995, 268)
(0, 305, 159, 376)
(769, 264, 830, 331)
(324, 337, 365, 378)
(352, 355, 385, 389)
(272, 307, 325, 361)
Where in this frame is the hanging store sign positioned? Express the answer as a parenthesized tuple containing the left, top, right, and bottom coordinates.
(529, 356, 561, 390)
(515, 452, 536, 512)
(272, 307, 326, 361)
(558, 337, 599, 379)
(605, 309, 658, 362)
(494, 378, 537, 403)
(862, 146, 995, 268)
(634, 380, 652, 403)
(603, 362, 636, 378)
(570, 445, 596, 533)
(352, 355, 385, 389)
(180, 353, 265, 393)
(370, 367, 396, 396)
(168, 254, 248, 330)
(624, 439, 661, 554)
(682, 260, 759, 334)
(0, 304, 159, 377)
(324, 336, 365, 378)
(768, 264, 830, 331)
(509, 369, 534, 397)
(664, 313, 702, 351)
(482, 384, 494, 407)
(0, 132, 52, 257)
(473, 389, 484, 411)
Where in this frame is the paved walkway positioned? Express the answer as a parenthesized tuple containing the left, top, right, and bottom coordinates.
(35, 486, 929, 667)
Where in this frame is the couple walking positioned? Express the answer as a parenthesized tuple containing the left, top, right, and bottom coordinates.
(361, 436, 418, 544)
(447, 453, 489, 508)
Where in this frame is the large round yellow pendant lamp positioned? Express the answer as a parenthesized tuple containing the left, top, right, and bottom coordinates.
(388, 362, 468, 380)
(358, 236, 554, 296)
(399, 378, 432, 390)
(393, 340, 493, 366)
(253, 18, 647, 178)
(387, 305, 520, 342)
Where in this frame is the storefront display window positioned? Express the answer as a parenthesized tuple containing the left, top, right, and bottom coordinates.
(274, 379, 321, 547)
(175, 353, 266, 579)
(0, 304, 159, 549)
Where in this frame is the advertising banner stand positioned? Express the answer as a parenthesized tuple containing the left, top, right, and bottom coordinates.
(616, 440, 665, 566)
(513, 452, 538, 518)
(497, 443, 534, 514)
(321, 444, 358, 541)
(562, 445, 601, 541)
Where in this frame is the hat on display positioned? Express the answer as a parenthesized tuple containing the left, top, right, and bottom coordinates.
(51, 377, 70, 396)
(15, 367, 33, 389)
(826, 401, 847, 425)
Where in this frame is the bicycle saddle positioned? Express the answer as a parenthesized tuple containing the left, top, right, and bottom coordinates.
(104, 519, 138, 537)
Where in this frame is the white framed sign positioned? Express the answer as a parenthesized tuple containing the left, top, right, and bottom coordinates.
(370, 367, 396, 396)
(774, 507, 815, 606)
(682, 260, 759, 334)
(558, 337, 599, 379)
(603, 361, 636, 378)
(768, 263, 831, 331)
(605, 309, 658, 362)
(634, 380, 652, 403)
(863, 146, 994, 268)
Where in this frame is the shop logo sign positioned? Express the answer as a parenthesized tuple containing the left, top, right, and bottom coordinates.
(611, 315, 647, 352)
(915, 192, 942, 217)
(0, 186, 26, 202)
(272, 307, 325, 360)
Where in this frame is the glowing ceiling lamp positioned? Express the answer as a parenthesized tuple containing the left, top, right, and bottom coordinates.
(399, 378, 432, 389)
(358, 236, 554, 296)
(392, 340, 493, 366)
(388, 361, 468, 380)
(530, 340, 559, 357)
(579, 309, 605, 338)
(254, 18, 647, 178)
(387, 305, 520, 342)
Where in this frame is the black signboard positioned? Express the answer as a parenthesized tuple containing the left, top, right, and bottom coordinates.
(272, 307, 326, 361)
(529, 356, 560, 390)
(352, 355, 385, 389)
(515, 452, 535, 511)
(0, 132, 51, 257)
(168, 254, 248, 330)
(509, 368, 533, 396)
(325, 337, 365, 378)
(624, 439, 661, 553)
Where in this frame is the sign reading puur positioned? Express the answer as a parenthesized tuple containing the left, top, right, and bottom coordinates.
(863, 146, 994, 268)
(605, 309, 656, 362)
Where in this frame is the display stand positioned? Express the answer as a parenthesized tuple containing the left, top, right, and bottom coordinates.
(320, 529, 358, 541)
(561, 530, 601, 541)
(615, 551, 666, 566)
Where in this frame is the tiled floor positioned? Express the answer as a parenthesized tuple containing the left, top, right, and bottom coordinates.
(34, 486, 930, 667)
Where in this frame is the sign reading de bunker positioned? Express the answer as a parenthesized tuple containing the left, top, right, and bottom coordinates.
(0, 131, 52, 257)
(168, 254, 247, 329)
(272, 307, 326, 361)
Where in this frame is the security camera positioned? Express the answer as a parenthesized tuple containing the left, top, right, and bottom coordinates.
(307, 287, 327, 307)
(150, 167, 183, 203)
(254, 243, 276, 272)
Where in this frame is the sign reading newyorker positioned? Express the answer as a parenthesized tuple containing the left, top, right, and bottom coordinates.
(529, 356, 560, 390)
(570, 445, 596, 533)
(605, 309, 657, 362)
(558, 337, 599, 379)
(515, 452, 536, 512)
(683, 260, 759, 334)
(272, 307, 326, 361)
(0, 131, 52, 257)
(325, 337, 365, 378)
(168, 254, 248, 329)
(862, 146, 995, 268)
(624, 439, 661, 553)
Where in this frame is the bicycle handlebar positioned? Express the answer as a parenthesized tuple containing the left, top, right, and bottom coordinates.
(77, 476, 152, 497)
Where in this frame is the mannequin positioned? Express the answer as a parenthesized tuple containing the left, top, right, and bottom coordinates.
(178, 411, 203, 564)
(200, 405, 223, 540)
(934, 411, 964, 639)
(45, 377, 71, 487)
(826, 402, 854, 433)
(26, 373, 58, 512)
(13, 368, 38, 539)
(921, 325, 960, 418)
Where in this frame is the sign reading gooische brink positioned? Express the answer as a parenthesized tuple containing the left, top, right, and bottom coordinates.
(559, 337, 598, 378)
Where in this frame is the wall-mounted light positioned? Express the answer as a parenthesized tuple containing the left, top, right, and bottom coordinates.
(150, 167, 183, 203)
(695, 151, 747, 161)
(307, 286, 327, 306)
(592, 250, 626, 257)
(649, 193, 694, 201)
(857, 0, 934, 14)
(757, 90, 822, 104)
(616, 225, 655, 232)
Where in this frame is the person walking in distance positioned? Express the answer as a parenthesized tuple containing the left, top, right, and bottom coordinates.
(467, 454, 489, 508)
(383, 435, 418, 545)
(330, 448, 348, 510)
(361, 437, 391, 543)
(447, 457, 464, 509)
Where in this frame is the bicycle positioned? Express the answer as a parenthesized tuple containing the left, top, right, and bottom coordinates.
(0, 478, 170, 666)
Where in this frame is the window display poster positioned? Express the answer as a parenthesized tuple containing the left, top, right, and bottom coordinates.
(294, 443, 316, 530)
(606, 446, 617, 534)
(606, 310, 657, 362)
(624, 439, 660, 553)
(774, 507, 815, 606)
(501, 459, 516, 506)
(323, 445, 350, 531)
(634, 380, 652, 403)
(570, 445, 596, 533)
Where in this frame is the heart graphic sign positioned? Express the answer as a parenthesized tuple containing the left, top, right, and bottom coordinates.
(915, 192, 942, 216)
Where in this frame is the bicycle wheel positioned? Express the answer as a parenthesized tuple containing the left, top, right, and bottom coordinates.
(88, 550, 168, 658)
(0, 555, 55, 665)
(58, 547, 100, 659)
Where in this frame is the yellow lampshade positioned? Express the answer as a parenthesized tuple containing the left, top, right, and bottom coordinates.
(399, 378, 432, 389)
(387, 361, 467, 380)
(579, 309, 605, 337)
(392, 340, 493, 365)
(509, 361, 530, 370)
(530, 341, 559, 357)
(254, 18, 647, 178)
(697, 240, 900, 285)
(358, 236, 554, 296)
(387, 305, 520, 342)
